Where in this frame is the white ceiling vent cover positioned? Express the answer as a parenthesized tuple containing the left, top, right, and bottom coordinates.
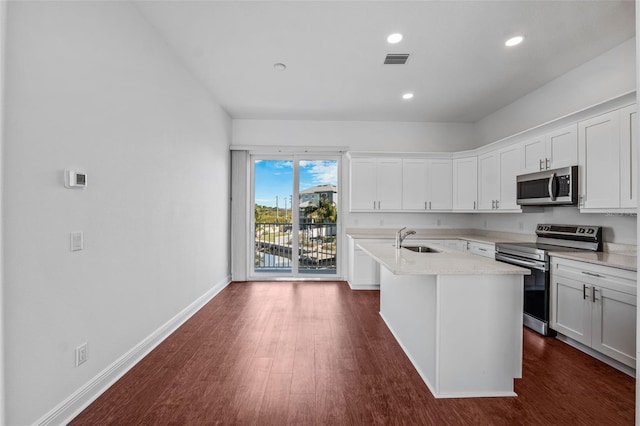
(384, 53, 410, 65)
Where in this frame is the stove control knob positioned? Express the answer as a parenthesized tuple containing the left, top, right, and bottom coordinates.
(578, 228, 585, 233)
(587, 229, 595, 234)
(544, 226, 551, 231)
(537, 226, 543, 231)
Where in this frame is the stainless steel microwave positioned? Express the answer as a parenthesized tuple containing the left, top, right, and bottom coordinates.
(516, 166, 578, 206)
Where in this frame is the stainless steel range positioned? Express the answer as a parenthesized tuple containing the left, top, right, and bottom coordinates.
(495, 224, 602, 336)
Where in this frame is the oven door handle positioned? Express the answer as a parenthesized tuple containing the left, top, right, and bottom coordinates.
(495, 253, 548, 271)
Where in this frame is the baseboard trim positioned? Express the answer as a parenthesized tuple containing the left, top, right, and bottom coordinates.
(555, 333, 636, 378)
(35, 275, 232, 426)
(347, 281, 380, 290)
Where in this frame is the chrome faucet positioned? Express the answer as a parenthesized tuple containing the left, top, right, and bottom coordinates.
(396, 227, 416, 249)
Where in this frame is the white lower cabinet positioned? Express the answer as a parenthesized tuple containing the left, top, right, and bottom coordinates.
(443, 239, 465, 251)
(550, 257, 637, 368)
(348, 238, 468, 289)
(348, 238, 385, 289)
(413, 239, 466, 252)
(467, 241, 495, 258)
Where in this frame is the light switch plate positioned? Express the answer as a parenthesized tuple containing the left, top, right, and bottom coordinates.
(71, 231, 83, 251)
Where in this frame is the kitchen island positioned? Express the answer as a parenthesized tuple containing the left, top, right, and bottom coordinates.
(358, 242, 530, 398)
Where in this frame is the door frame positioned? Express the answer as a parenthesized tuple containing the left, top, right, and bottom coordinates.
(249, 154, 342, 280)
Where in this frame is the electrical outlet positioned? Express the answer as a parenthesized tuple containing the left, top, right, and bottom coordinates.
(75, 343, 88, 367)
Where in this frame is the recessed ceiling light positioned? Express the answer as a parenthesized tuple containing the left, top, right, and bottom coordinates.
(273, 62, 287, 71)
(402, 93, 414, 100)
(387, 33, 403, 44)
(505, 36, 524, 47)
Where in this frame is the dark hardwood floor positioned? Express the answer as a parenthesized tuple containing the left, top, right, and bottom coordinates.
(71, 281, 635, 425)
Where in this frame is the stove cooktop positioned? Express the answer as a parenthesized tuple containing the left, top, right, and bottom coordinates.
(495, 241, 588, 262)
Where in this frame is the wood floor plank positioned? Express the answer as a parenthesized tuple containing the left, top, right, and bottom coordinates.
(71, 281, 635, 426)
(286, 391, 315, 425)
(257, 372, 292, 426)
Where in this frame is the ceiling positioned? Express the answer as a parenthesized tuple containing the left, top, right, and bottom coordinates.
(134, 0, 635, 123)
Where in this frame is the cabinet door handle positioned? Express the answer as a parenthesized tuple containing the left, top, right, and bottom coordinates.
(473, 201, 476, 210)
(539, 159, 544, 171)
(582, 271, 603, 278)
(545, 158, 550, 170)
(429, 201, 432, 210)
(373, 201, 376, 210)
(583, 284, 589, 300)
(491, 200, 495, 209)
(496, 200, 500, 209)
(425, 201, 427, 210)
(378, 201, 381, 209)
(592, 287, 599, 303)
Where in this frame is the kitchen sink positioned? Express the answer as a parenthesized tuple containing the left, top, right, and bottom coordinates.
(402, 245, 440, 253)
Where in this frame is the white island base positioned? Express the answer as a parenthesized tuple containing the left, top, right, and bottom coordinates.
(380, 267, 524, 398)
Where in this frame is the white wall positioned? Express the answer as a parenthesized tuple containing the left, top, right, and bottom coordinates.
(475, 37, 636, 146)
(470, 38, 637, 244)
(0, 1, 6, 423)
(635, 3, 639, 423)
(232, 120, 476, 153)
(3, 2, 231, 425)
(472, 209, 637, 245)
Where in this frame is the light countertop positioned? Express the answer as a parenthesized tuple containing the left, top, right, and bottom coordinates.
(349, 228, 638, 272)
(550, 251, 637, 272)
(346, 228, 534, 245)
(358, 242, 531, 276)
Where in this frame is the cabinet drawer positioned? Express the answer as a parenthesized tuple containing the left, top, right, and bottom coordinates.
(467, 241, 495, 258)
(551, 257, 636, 296)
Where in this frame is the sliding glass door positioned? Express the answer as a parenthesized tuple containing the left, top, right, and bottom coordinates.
(252, 156, 339, 278)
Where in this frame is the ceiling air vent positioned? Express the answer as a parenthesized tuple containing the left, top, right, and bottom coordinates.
(384, 53, 410, 65)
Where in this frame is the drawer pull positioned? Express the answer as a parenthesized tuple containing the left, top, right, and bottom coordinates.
(582, 271, 603, 278)
(583, 284, 589, 300)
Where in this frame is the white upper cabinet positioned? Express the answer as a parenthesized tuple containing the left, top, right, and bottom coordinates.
(620, 104, 637, 209)
(579, 110, 620, 209)
(347, 98, 635, 215)
(428, 159, 453, 210)
(521, 136, 546, 174)
(377, 158, 403, 210)
(521, 124, 578, 174)
(350, 158, 378, 211)
(402, 159, 428, 210)
(547, 124, 579, 170)
(498, 144, 523, 210)
(350, 157, 402, 211)
(478, 145, 522, 211)
(402, 158, 452, 211)
(477, 152, 499, 211)
(452, 156, 478, 211)
(578, 105, 637, 212)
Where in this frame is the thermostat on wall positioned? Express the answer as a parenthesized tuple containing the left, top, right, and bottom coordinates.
(65, 169, 87, 189)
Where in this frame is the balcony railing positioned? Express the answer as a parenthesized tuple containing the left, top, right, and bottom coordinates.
(255, 222, 337, 273)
